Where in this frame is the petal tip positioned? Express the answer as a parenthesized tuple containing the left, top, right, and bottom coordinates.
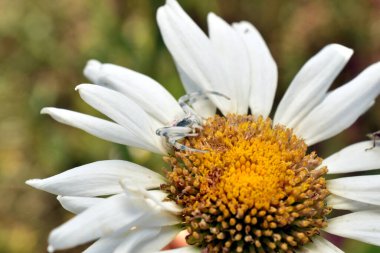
(25, 179, 42, 188)
(83, 60, 102, 82)
(166, 0, 177, 6)
(74, 83, 90, 92)
(86, 59, 101, 67)
(207, 12, 227, 29)
(156, 5, 167, 22)
(207, 12, 217, 20)
(328, 43, 354, 60)
(40, 107, 51, 115)
(47, 245, 55, 253)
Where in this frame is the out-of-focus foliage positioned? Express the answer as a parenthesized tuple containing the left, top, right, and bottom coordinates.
(0, 0, 379, 252)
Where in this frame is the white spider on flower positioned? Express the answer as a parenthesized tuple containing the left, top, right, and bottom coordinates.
(156, 91, 229, 153)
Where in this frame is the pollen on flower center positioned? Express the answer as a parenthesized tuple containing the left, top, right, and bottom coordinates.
(162, 114, 331, 253)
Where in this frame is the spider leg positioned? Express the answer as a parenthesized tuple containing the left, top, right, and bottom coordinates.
(168, 137, 207, 153)
(156, 126, 193, 137)
(365, 131, 380, 151)
(373, 135, 377, 149)
(178, 91, 230, 115)
(192, 123, 203, 130)
(178, 91, 230, 106)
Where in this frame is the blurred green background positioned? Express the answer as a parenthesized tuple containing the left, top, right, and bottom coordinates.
(0, 0, 380, 252)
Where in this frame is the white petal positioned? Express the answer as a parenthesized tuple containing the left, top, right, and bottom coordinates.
(327, 194, 379, 211)
(121, 178, 182, 215)
(133, 226, 180, 253)
(41, 107, 160, 153)
(294, 62, 380, 145)
(83, 234, 124, 253)
(145, 192, 182, 215)
(157, 0, 233, 114)
(324, 210, 380, 247)
(327, 175, 380, 206)
(139, 209, 180, 228)
(113, 227, 161, 253)
(298, 236, 343, 253)
(26, 160, 165, 197)
(57, 196, 105, 214)
(155, 246, 201, 253)
(135, 192, 180, 227)
(76, 84, 166, 153)
(274, 44, 353, 128)
(233, 21, 277, 118)
(84, 60, 184, 124)
(83, 211, 179, 253)
(323, 141, 380, 174)
(48, 194, 149, 251)
(208, 13, 250, 114)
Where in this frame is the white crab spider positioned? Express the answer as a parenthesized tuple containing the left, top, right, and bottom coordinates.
(156, 91, 229, 152)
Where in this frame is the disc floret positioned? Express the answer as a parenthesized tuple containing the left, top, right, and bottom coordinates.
(162, 114, 330, 253)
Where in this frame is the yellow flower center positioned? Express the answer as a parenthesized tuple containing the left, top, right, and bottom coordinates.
(162, 114, 330, 253)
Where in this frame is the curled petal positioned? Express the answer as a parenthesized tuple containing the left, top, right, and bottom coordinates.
(327, 194, 379, 211)
(157, 0, 233, 114)
(323, 141, 380, 174)
(48, 194, 149, 251)
(41, 107, 160, 153)
(26, 160, 165, 197)
(298, 236, 343, 253)
(84, 60, 184, 124)
(327, 175, 380, 206)
(76, 84, 166, 153)
(294, 62, 380, 145)
(57, 196, 105, 214)
(275, 44, 352, 128)
(233, 21, 277, 118)
(324, 210, 380, 247)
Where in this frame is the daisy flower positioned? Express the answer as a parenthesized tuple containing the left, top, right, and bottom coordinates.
(26, 0, 380, 252)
